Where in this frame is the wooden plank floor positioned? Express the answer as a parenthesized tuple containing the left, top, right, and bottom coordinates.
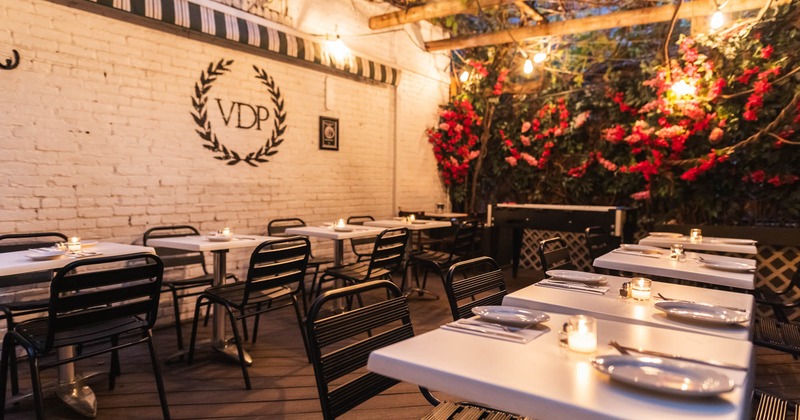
(2, 268, 797, 419)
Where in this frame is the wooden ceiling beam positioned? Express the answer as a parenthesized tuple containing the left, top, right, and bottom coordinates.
(369, 0, 518, 30)
(425, 0, 790, 51)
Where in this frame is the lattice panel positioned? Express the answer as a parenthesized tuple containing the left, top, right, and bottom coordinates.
(520, 230, 593, 272)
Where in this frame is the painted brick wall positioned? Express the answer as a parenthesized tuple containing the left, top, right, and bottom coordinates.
(0, 0, 449, 327)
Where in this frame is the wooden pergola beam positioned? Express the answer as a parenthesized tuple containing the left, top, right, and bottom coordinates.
(369, 0, 518, 30)
(515, 1, 545, 22)
(426, 0, 790, 51)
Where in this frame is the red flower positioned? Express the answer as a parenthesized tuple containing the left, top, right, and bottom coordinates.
(761, 45, 774, 60)
(749, 170, 766, 183)
(736, 67, 760, 85)
(767, 176, 781, 187)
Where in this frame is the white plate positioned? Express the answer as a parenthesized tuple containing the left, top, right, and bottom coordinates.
(654, 301, 749, 325)
(545, 270, 607, 284)
(649, 232, 684, 238)
(81, 240, 99, 247)
(206, 235, 233, 242)
(25, 250, 66, 260)
(592, 355, 734, 397)
(620, 244, 666, 255)
(471, 306, 550, 327)
(333, 227, 354, 232)
(701, 261, 755, 272)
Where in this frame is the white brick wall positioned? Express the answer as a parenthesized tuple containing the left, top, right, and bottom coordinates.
(0, 0, 449, 329)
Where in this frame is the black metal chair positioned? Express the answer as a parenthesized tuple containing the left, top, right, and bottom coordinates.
(305, 280, 530, 420)
(267, 218, 333, 310)
(402, 221, 478, 299)
(316, 227, 409, 307)
(0, 253, 170, 419)
(347, 215, 375, 262)
(752, 389, 799, 419)
(537, 237, 576, 273)
(187, 237, 311, 390)
(753, 316, 800, 357)
(754, 268, 800, 324)
(144, 225, 237, 349)
(0, 232, 68, 395)
(444, 256, 508, 321)
(584, 226, 621, 275)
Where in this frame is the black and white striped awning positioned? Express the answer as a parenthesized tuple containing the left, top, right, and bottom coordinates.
(85, 0, 400, 86)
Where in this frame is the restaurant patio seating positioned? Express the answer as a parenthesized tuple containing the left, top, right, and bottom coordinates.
(0, 231, 68, 394)
(305, 280, 530, 420)
(0, 253, 170, 420)
(584, 226, 621, 275)
(347, 215, 376, 262)
(402, 221, 478, 299)
(187, 237, 311, 390)
(316, 227, 409, 308)
(267, 218, 334, 310)
(537, 236, 576, 273)
(144, 225, 238, 349)
(752, 389, 798, 420)
(753, 316, 800, 358)
(444, 256, 507, 321)
(754, 268, 800, 324)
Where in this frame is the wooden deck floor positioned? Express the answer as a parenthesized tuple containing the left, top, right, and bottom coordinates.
(3, 269, 798, 419)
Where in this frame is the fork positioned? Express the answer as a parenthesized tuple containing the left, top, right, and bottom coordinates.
(461, 318, 522, 332)
(656, 293, 746, 312)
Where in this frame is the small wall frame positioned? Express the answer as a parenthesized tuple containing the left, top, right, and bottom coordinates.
(319, 116, 339, 151)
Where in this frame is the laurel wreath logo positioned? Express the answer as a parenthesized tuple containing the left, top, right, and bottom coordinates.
(191, 59, 287, 166)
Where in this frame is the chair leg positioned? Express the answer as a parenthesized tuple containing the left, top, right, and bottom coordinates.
(2, 310, 19, 396)
(0, 334, 14, 410)
(226, 307, 251, 390)
(145, 331, 171, 420)
(306, 264, 322, 313)
(187, 296, 207, 365)
(291, 296, 312, 364)
(28, 351, 45, 420)
(168, 286, 185, 350)
(110, 335, 120, 390)
(251, 303, 263, 344)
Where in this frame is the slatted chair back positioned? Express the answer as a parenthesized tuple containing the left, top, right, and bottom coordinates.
(537, 237, 576, 273)
(143, 225, 209, 274)
(0, 232, 68, 253)
(241, 237, 310, 307)
(267, 218, 306, 236)
(584, 226, 620, 262)
(366, 227, 409, 278)
(448, 220, 479, 260)
(306, 280, 413, 420)
(44, 253, 164, 354)
(445, 257, 507, 321)
(347, 216, 376, 259)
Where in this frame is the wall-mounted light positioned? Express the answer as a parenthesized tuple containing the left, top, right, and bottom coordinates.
(523, 59, 534, 74)
(460, 70, 469, 82)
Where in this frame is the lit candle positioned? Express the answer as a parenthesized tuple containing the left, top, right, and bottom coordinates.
(221, 227, 231, 237)
(67, 236, 82, 253)
(567, 315, 597, 353)
(630, 277, 652, 301)
(690, 228, 702, 242)
(408, 214, 415, 222)
(670, 243, 685, 261)
(335, 219, 346, 229)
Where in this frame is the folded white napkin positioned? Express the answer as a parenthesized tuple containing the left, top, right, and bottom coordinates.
(536, 279, 610, 295)
(441, 318, 549, 343)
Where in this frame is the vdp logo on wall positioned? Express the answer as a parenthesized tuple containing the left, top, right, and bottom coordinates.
(191, 59, 287, 166)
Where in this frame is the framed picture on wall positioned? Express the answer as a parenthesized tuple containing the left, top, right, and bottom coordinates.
(319, 117, 339, 151)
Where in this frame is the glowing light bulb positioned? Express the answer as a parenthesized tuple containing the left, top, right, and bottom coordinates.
(523, 59, 533, 74)
(460, 70, 469, 82)
(533, 51, 547, 63)
(710, 11, 724, 30)
(671, 80, 696, 96)
(329, 37, 349, 62)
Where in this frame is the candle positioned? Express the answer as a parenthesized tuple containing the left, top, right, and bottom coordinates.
(408, 214, 415, 222)
(670, 243, 685, 261)
(335, 219, 346, 229)
(567, 315, 597, 353)
(690, 228, 702, 242)
(630, 277, 651, 301)
(67, 236, 82, 253)
(221, 227, 231, 237)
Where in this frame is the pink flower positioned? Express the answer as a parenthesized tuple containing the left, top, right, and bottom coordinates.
(630, 190, 651, 201)
(439, 123, 450, 131)
(468, 150, 480, 160)
(521, 121, 531, 133)
(505, 156, 518, 167)
(572, 111, 590, 128)
(520, 152, 538, 166)
(520, 135, 531, 147)
(709, 127, 724, 143)
(454, 124, 463, 132)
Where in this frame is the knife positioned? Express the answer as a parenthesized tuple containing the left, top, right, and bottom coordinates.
(443, 322, 527, 342)
(536, 282, 606, 295)
(609, 341, 748, 370)
(612, 250, 663, 259)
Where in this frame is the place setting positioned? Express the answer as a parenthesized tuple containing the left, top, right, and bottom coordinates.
(25, 236, 102, 260)
(535, 269, 610, 295)
(694, 255, 756, 273)
(441, 306, 551, 343)
(204, 227, 257, 242)
(611, 244, 666, 258)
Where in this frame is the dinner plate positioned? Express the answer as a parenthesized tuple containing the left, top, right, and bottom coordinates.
(333, 227, 354, 232)
(545, 270, 607, 284)
(649, 232, 684, 238)
(81, 240, 99, 247)
(471, 306, 550, 327)
(25, 250, 66, 261)
(620, 244, 666, 255)
(700, 260, 755, 272)
(592, 355, 734, 397)
(206, 235, 233, 242)
(654, 301, 749, 325)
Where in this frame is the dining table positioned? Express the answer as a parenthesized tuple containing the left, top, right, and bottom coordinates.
(368, 311, 754, 420)
(364, 219, 452, 251)
(0, 241, 156, 418)
(503, 274, 753, 340)
(592, 248, 756, 290)
(145, 234, 277, 365)
(283, 224, 386, 267)
(638, 234, 757, 255)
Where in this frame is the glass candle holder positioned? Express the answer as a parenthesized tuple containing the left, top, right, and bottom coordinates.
(221, 227, 231, 237)
(335, 219, 346, 229)
(67, 237, 82, 253)
(690, 228, 703, 242)
(436, 203, 445, 214)
(630, 277, 652, 301)
(408, 214, 416, 222)
(670, 243, 686, 262)
(567, 315, 597, 353)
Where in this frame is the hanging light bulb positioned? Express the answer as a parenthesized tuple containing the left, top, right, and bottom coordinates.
(671, 80, 697, 96)
(328, 36, 349, 62)
(710, 10, 724, 30)
(460, 70, 469, 82)
(533, 51, 547, 64)
(523, 58, 534, 74)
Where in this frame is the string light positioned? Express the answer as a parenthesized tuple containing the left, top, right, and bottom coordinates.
(460, 70, 469, 82)
(710, 10, 724, 30)
(671, 80, 697, 96)
(523, 59, 534, 74)
(328, 35, 349, 62)
(533, 51, 547, 63)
